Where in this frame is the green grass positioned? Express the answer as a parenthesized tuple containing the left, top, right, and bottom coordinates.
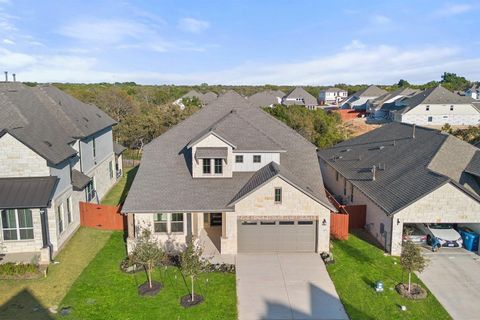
(0, 228, 113, 320)
(101, 166, 138, 206)
(327, 231, 451, 320)
(60, 232, 237, 320)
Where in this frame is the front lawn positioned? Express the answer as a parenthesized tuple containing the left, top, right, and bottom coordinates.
(0, 228, 113, 320)
(101, 166, 138, 206)
(327, 231, 451, 320)
(60, 232, 237, 320)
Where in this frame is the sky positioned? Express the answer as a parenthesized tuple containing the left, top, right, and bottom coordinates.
(0, 0, 479, 85)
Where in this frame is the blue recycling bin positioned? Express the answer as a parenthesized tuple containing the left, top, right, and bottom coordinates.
(459, 228, 479, 252)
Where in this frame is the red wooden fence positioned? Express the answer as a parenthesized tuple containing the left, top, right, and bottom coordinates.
(330, 213, 349, 240)
(346, 205, 366, 229)
(79, 202, 126, 231)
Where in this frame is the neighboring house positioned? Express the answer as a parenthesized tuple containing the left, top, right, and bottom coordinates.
(367, 88, 420, 119)
(282, 87, 319, 110)
(247, 90, 285, 108)
(465, 85, 479, 100)
(122, 91, 334, 257)
(390, 85, 480, 126)
(174, 90, 218, 110)
(318, 87, 348, 105)
(341, 85, 388, 110)
(318, 122, 480, 256)
(0, 82, 119, 264)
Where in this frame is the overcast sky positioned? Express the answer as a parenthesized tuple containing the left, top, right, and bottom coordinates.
(0, 0, 479, 85)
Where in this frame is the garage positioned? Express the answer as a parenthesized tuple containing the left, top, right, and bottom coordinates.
(237, 219, 316, 253)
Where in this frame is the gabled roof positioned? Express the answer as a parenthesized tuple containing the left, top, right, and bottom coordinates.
(353, 85, 388, 98)
(248, 90, 284, 107)
(113, 142, 127, 155)
(201, 92, 218, 104)
(323, 87, 347, 93)
(399, 86, 475, 114)
(0, 83, 116, 164)
(371, 88, 420, 110)
(283, 87, 318, 106)
(181, 90, 217, 105)
(0, 176, 58, 209)
(318, 122, 480, 215)
(228, 162, 335, 209)
(122, 91, 331, 213)
(182, 90, 203, 99)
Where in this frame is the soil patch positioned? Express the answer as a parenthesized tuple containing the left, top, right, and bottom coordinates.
(180, 294, 204, 308)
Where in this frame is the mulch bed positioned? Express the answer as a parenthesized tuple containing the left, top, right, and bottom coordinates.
(180, 294, 204, 308)
(138, 281, 163, 296)
(396, 283, 427, 300)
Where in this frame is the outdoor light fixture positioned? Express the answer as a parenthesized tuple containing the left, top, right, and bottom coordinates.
(322, 219, 327, 226)
(397, 218, 401, 225)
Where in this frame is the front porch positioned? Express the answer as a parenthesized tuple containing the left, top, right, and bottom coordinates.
(195, 212, 236, 264)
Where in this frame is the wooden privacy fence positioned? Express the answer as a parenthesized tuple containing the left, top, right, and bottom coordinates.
(79, 202, 126, 231)
(330, 212, 349, 240)
(346, 205, 366, 229)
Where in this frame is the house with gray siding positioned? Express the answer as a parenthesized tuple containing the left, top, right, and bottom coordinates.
(341, 85, 387, 111)
(0, 82, 119, 264)
(122, 91, 334, 260)
(318, 122, 480, 255)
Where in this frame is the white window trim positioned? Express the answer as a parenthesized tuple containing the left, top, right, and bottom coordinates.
(1, 209, 35, 242)
(66, 197, 73, 225)
(57, 203, 64, 235)
(153, 213, 185, 235)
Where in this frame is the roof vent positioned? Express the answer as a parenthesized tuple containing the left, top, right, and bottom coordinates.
(412, 124, 416, 139)
(82, 117, 89, 122)
(96, 113, 102, 118)
(342, 148, 352, 152)
(43, 141, 52, 147)
(4, 71, 7, 82)
(371, 165, 376, 181)
(12, 73, 16, 82)
(378, 146, 385, 150)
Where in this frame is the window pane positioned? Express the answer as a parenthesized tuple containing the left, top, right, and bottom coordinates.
(154, 222, 167, 233)
(18, 209, 33, 228)
(3, 230, 17, 241)
(279, 221, 294, 225)
(1, 210, 16, 228)
(275, 188, 282, 202)
(214, 159, 223, 174)
(235, 155, 243, 163)
(253, 155, 261, 163)
(203, 159, 211, 174)
(20, 229, 34, 240)
(171, 213, 183, 222)
(171, 222, 184, 233)
(155, 213, 168, 221)
(298, 221, 313, 225)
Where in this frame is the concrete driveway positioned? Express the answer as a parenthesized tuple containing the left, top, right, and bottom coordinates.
(236, 253, 348, 320)
(417, 248, 480, 320)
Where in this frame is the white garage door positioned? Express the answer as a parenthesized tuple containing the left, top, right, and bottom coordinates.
(237, 220, 316, 253)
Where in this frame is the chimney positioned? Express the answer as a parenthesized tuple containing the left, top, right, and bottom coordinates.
(12, 73, 16, 82)
(412, 124, 416, 139)
(4, 71, 7, 82)
(372, 165, 376, 181)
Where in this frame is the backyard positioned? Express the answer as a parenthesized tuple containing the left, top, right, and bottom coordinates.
(327, 231, 451, 320)
(101, 166, 138, 206)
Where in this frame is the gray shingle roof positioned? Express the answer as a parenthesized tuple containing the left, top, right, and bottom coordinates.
(399, 86, 475, 114)
(122, 90, 331, 213)
(0, 176, 58, 209)
(248, 90, 284, 107)
(353, 85, 388, 98)
(71, 169, 92, 191)
(201, 92, 218, 104)
(371, 88, 419, 110)
(0, 83, 116, 164)
(283, 87, 318, 106)
(466, 152, 480, 178)
(318, 122, 480, 215)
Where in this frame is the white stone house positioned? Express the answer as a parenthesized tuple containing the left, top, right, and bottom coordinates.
(282, 87, 319, 110)
(318, 88, 348, 105)
(0, 83, 119, 264)
(391, 86, 480, 126)
(122, 91, 335, 259)
(318, 122, 480, 255)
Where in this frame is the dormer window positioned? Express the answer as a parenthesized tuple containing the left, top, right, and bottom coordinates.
(214, 159, 223, 174)
(202, 159, 211, 174)
(253, 155, 261, 163)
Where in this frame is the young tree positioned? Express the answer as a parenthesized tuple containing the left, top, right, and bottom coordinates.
(180, 237, 207, 302)
(400, 240, 427, 292)
(130, 228, 165, 289)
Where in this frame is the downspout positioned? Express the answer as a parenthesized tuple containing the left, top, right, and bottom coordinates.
(40, 208, 53, 262)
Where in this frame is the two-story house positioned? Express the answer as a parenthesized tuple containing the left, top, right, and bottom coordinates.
(465, 85, 479, 100)
(0, 82, 118, 264)
(390, 85, 480, 126)
(318, 88, 348, 105)
(122, 91, 334, 258)
(282, 87, 319, 110)
(341, 85, 387, 110)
